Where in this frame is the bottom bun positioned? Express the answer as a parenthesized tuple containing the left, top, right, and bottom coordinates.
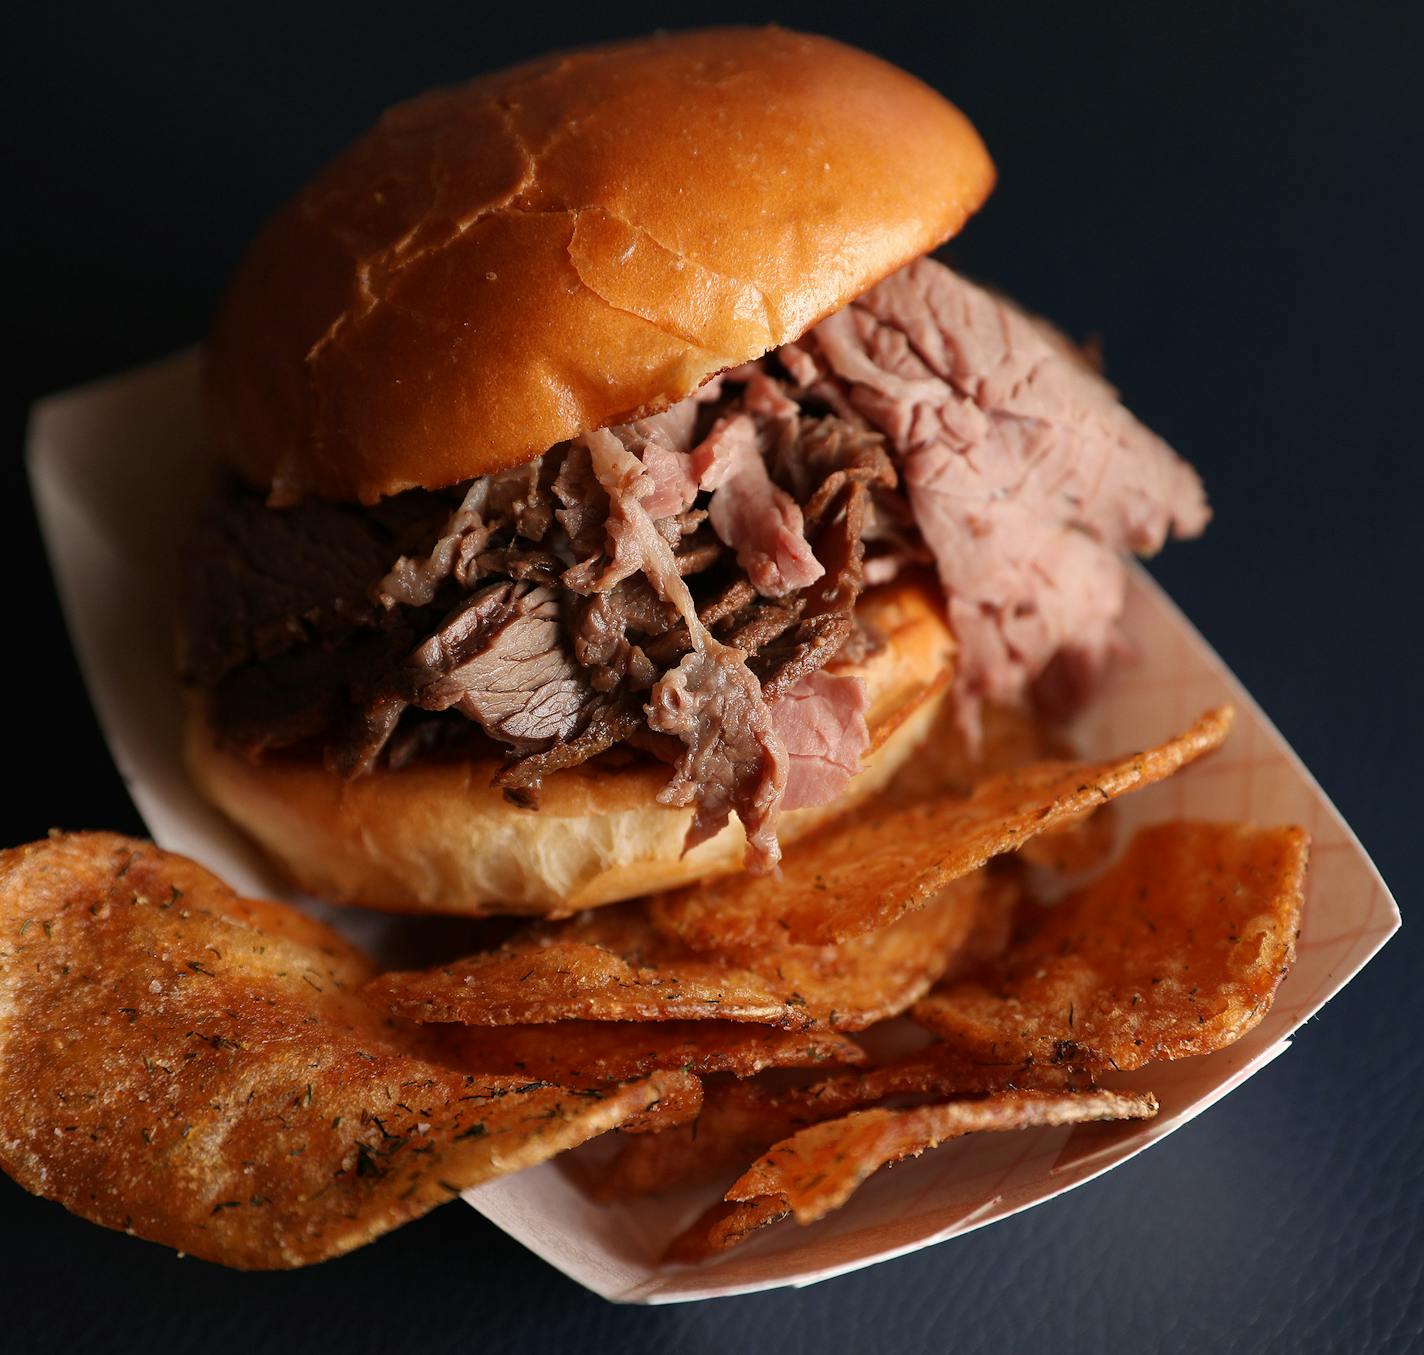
(184, 579, 955, 916)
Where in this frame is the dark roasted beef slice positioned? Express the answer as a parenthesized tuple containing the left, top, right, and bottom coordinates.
(374, 459, 561, 609)
(473, 546, 565, 585)
(552, 445, 608, 561)
(716, 598, 805, 654)
(401, 581, 596, 752)
(572, 578, 675, 693)
(645, 642, 788, 870)
(768, 414, 896, 526)
(741, 480, 871, 701)
(182, 481, 436, 686)
(373, 482, 490, 611)
(211, 624, 417, 760)
(753, 613, 855, 702)
(493, 698, 644, 804)
(673, 525, 725, 577)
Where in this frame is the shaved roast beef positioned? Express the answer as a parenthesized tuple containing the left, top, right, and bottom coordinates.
(402, 582, 589, 749)
(791, 258, 1207, 729)
(702, 414, 824, 598)
(575, 429, 790, 868)
(771, 669, 871, 812)
(646, 643, 789, 869)
(185, 257, 1206, 870)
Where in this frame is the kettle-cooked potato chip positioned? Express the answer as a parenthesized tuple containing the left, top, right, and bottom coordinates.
(0, 834, 688, 1269)
(668, 1089, 1158, 1260)
(664, 1195, 793, 1264)
(913, 821, 1309, 1068)
(366, 873, 993, 1031)
(880, 700, 1080, 805)
(595, 1049, 1083, 1200)
(620, 1074, 704, 1133)
(435, 1020, 866, 1084)
(650, 708, 1233, 951)
(871, 696, 1124, 876)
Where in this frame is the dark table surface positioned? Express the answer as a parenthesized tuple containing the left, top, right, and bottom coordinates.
(5, 4, 1422, 1351)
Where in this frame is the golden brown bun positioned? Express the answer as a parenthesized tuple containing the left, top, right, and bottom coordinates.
(207, 27, 994, 504)
(184, 580, 955, 916)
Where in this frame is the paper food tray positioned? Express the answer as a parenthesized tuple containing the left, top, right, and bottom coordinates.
(26, 350, 1399, 1302)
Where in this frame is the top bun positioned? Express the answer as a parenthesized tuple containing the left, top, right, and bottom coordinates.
(207, 27, 995, 504)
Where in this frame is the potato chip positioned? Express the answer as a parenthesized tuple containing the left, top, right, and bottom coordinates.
(371, 928, 813, 1027)
(939, 864, 1022, 980)
(0, 834, 688, 1268)
(594, 1049, 1082, 1200)
(1015, 801, 1119, 876)
(367, 875, 991, 1031)
(435, 1021, 866, 1083)
(669, 1089, 1158, 1259)
(621, 1074, 704, 1133)
(664, 1195, 792, 1264)
(650, 708, 1233, 950)
(879, 700, 1078, 805)
(883, 702, 1120, 877)
(913, 821, 1309, 1069)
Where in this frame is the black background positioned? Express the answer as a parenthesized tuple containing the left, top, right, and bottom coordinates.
(4, 4, 1422, 1351)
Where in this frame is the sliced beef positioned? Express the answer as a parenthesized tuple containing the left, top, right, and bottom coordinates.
(697, 576, 759, 627)
(571, 578, 672, 693)
(753, 612, 855, 702)
(374, 480, 491, 610)
(375, 462, 559, 608)
(767, 414, 895, 528)
(770, 669, 871, 813)
(645, 642, 789, 870)
(718, 598, 805, 654)
(214, 623, 418, 764)
(672, 526, 726, 577)
(575, 429, 792, 869)
(702, 414, 824, 598)
(401, 581, 593, 752)
(493, 698, 643, 806)
(183, 483, 411, 685)
(797, 257, 1208, 726)
(552, 445, 607, 561)
(639, 441, 703, 519)
(327, 692, 409, 778)
(472, 546, 563, 584)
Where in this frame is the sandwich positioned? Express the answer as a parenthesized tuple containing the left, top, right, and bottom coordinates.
(183, 25, 1207, 917)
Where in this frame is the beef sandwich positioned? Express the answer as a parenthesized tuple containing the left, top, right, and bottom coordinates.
(183, 27, 1207, 916)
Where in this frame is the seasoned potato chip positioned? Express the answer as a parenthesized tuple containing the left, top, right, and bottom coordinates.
(595, 1049, 1082, 1200)
(371, 927, 812, 1026)
(651, 708, 1233, 950)
(436, 1021, 866, 1083)
(0, 834, 687, 1269)
(665, 1195, 792, 1264)
(913, 821, 1309, 1069)
(621, 1075, 704, 1133)
(880, 701, 1079, 805)
(669, 1089, 1158, 1259)
(367, 875, 991, 1031)
(884, 701, 1120, 876)
(1015, 801, 1119, 875)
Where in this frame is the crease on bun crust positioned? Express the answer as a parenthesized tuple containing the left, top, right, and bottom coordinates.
(206, 26, 995, 504)
(183, 579, 956, 916)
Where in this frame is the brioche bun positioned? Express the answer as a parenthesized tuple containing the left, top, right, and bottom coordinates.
(206, 26, 994, 505)
(184, 579, 954, 916)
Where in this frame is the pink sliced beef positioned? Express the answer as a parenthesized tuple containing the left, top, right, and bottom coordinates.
(794, 258, 1208, 727)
